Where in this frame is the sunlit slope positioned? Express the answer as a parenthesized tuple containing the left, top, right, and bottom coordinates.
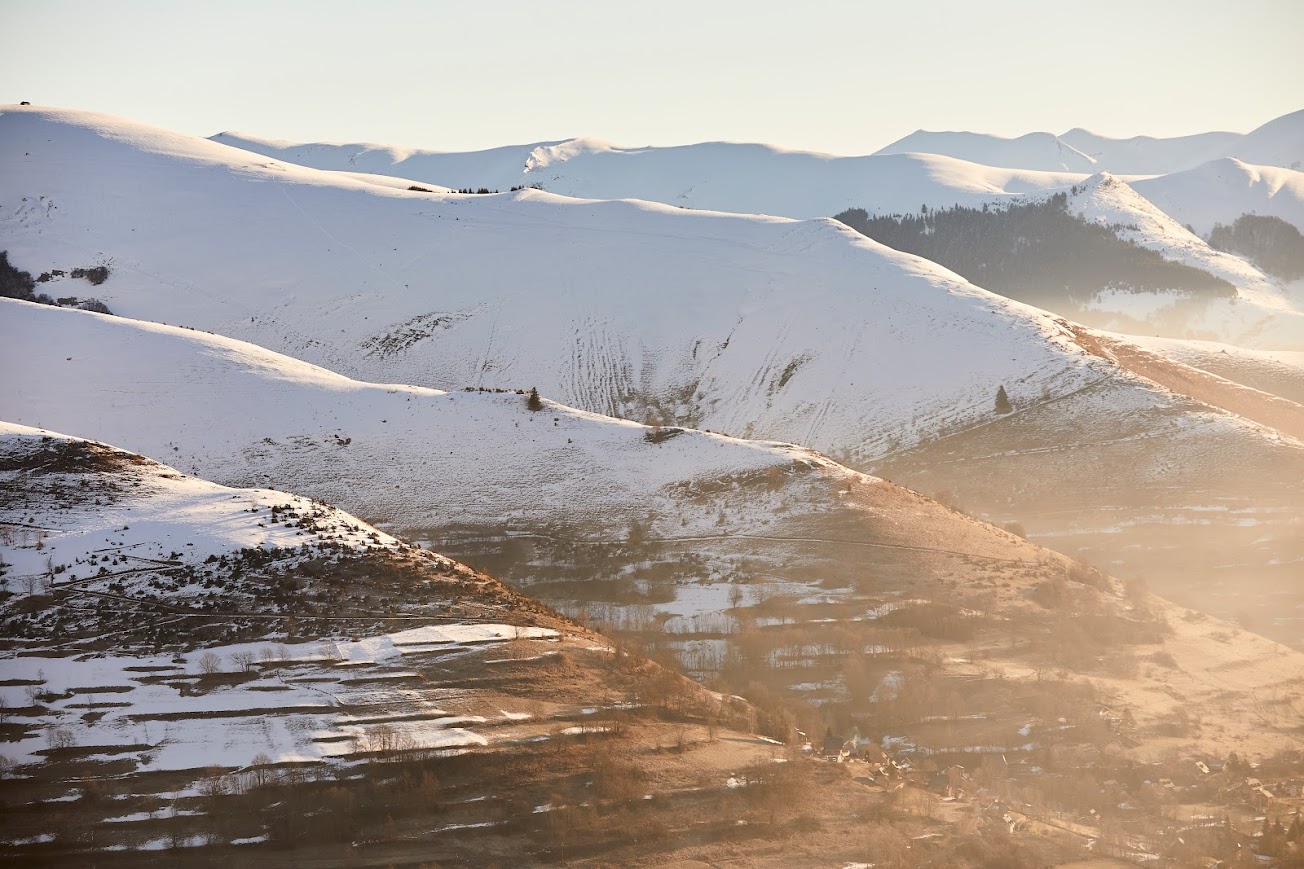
(0, 423, 722, 783)
(1132, 158, 1304, 236)
(3, 105, 1104, 458)
(871, 317, 1304, 640)
(0, 300, 827, 537)
(212, 129, 1085, 219)
(1057, 173, 1304, 347)
(1120, 334, 1304, 405)
(6, 428, 1304, 855)
(214, 117, 1304, 248)
(5, 299, 1303, 642)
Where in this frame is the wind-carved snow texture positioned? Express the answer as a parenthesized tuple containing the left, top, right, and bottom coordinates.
(361, 311, 474, 359)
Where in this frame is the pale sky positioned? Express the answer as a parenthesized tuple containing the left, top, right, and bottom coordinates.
(2, 0, 1301, 155)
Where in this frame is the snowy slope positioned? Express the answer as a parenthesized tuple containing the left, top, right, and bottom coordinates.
(5, 297, 1303, 604)
(0, 421, 405, 587)
(1225, 109, 1304, 171)
(1059, 173, 1304, 346)
(1118, 334, 1304, 405)
(207, 133, 571, 193)
(875, 109, 1302, 174)
(0, 300, 830, 536)
(1, 105, 1108, 459)
(1131, 158, 1304, 236)
(0, 422, 640, 775)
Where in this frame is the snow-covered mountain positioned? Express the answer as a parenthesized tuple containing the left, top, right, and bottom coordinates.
(1130, 158, 1304, 236)
(5, 106, 1303, 626)
(210, 114, 1304, 225)
(1218, 109, 1304, 171)
(5, 298, 1303, 643)
(1, 105, 1106, 459)
(0, 421, 724, 797)
(830, 169, 1304, 348)
(1053, 173, 1304, 345)
(211, 130, 1084, 220)
(876, 129, 1109, 174)
(207, 118, 1304, 338)
(875, 109, 1304, 174)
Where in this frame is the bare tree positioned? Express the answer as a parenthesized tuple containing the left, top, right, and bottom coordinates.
(47, 727, 76, 750)
(249, 752, 275, 788)
(197, 651, 222, 675)
(198, 764, 229, 799)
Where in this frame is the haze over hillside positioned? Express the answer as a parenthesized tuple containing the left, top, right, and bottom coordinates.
(0, 423, 796, 860)
(837, 173, 1304, 347)
(4, 106, 1303, 626)
(9, 419, 1304, 865)
(6, 93, 1304, 867)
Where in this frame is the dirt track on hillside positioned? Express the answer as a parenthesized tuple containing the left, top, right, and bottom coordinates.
(1067, 323, 1304, 442)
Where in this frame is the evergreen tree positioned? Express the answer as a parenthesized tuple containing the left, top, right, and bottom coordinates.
(1207, 213, 1304, 281)
(526, 387, 543, 412)
(994, 385, 1012, 415)
(0, 250, 36, 300)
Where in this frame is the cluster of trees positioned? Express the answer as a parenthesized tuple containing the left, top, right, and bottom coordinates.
(0, 250, 112, 313)
(1207, 213, 1304, 280)
(834, 195, 1236, 302)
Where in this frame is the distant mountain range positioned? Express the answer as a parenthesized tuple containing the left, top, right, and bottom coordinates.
(210, 111, 1304, 231)
(875, 110, 1304, 174)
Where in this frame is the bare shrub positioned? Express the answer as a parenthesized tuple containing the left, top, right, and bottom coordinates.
(197, 651, 222, 675)
(198, 765, 230, 800)
(47, 727, 76, 750)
